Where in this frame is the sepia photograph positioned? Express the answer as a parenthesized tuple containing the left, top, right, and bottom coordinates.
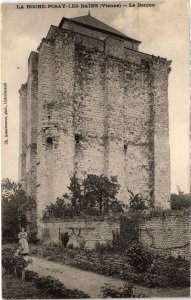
(1, 0, 190, 298)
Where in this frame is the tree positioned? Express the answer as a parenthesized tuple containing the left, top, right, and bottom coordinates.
(2, 178, 36, 239)
(42, 196, 77, 220)
(83, 175, 120, 214)
(67, 173, 82, 211)
(42, 174, 121, 219)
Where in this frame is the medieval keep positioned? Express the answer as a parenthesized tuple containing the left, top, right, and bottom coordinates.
(18, 14, 171, 233)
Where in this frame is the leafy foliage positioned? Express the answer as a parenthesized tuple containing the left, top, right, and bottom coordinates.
(42, 197, 78, 220)
(170, 187, 190, 210)
(2, 178, 36, 238)
(166, 267, 190, 287)
(26, 272, 90, 298)
(68, 173, 83, 211)
(25, 270, 39, 282)
(2, 248, 17, 273)
(42, 174, 121, 219)
(128, 190, 147, 212)
(99, 283, 145, 298)
(83, 174, 120, 214)
(30, 243, 190, 288)
(2, 247, 31, 275)
(127, 242, 153, 272)
(95, 241, 113, 253)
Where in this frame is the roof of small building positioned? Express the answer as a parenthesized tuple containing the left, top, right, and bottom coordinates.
(59, 14, 141, 44)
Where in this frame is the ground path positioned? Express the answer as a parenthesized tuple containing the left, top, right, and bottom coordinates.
(27, 256, 190, 298)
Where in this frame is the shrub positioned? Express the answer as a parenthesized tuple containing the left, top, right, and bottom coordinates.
(95, 241, 113, 253)
(165, 255, 190, 269)
(170, 191, 190, 210)
(141, 273, 168, 288)
(99, 283, 145, 298)
(15, 256, 30, 271)
(61, 232, 69, 247)
(127, 242, 153, 272)
(42, 197, 78, 220)
(2, 248, 17, 273)
(128, 192, 147, 212)
(67, 243, 74, 249)
(25, 270, 39, 282)
(2, 247, 31, 276)
(29, 232, 39, 244)
(34, 275, 90, 298)
(167, 267, 190, 287)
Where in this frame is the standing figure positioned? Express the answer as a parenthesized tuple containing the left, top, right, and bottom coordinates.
(18, 227, 29, 255)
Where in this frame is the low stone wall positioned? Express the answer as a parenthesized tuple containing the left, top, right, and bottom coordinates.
(139, 211, 190, 259)
(40, 211, 190, 259)
(40, 218, 120, 249)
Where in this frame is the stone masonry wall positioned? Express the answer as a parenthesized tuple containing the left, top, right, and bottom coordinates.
(35, 27, 171, 226)
(104, 57, 153, 204)
(73, 43, 106, 179)
(37, 38, 56, 226)
(18, 83, 28, 190)
(36, 31, 76, 227)
(40, 219, 120, 249)
(139, 211, 190, 259)
(26, 52, 38, 230)
(149, 58, 171, 208)
(40, 212, 190, 259)
(19, 23, 171, 231)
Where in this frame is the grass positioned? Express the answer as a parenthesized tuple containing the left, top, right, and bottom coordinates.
(2, 273, 51, 299)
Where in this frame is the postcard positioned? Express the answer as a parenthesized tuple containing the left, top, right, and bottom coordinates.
(1, 0, 190, 298)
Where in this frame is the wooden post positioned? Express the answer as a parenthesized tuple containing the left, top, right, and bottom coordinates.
(59, 227, 61, 245)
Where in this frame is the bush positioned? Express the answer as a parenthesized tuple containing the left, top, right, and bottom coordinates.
(141, 273, 168, 288)
(61, 232, 69, 247)
(95, 241, 113, 253)
(99, 283, 145, 298)
(29, 232, 39, 244)
(67, 243, 74, 249)
(129, 192, 147, 212)
(127, 243, 153, 272)
(2, 247, 31, 276)
(165, 255, 190, 269)
(167, 267, 190, 287)
(170, 192, 190, 210)
(25, 270, 39, 282)
(34, 275, 90, 298)
(2, 248, 17, 273)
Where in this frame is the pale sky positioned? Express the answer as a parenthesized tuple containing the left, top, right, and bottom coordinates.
(1, 0, 190, 193)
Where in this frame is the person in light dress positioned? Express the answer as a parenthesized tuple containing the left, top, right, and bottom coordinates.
(18, 227, 29, 255)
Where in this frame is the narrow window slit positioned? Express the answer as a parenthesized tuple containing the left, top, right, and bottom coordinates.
(75, 134, 80, 144)
(46, 137, 53, 144)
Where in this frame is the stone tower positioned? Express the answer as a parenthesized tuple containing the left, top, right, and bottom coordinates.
(19, 15, 171, 233)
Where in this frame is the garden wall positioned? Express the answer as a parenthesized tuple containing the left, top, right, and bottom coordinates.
(139, 211, 190, 259)
(40, 218, 120, 249)
(40, 211, 190, 259)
